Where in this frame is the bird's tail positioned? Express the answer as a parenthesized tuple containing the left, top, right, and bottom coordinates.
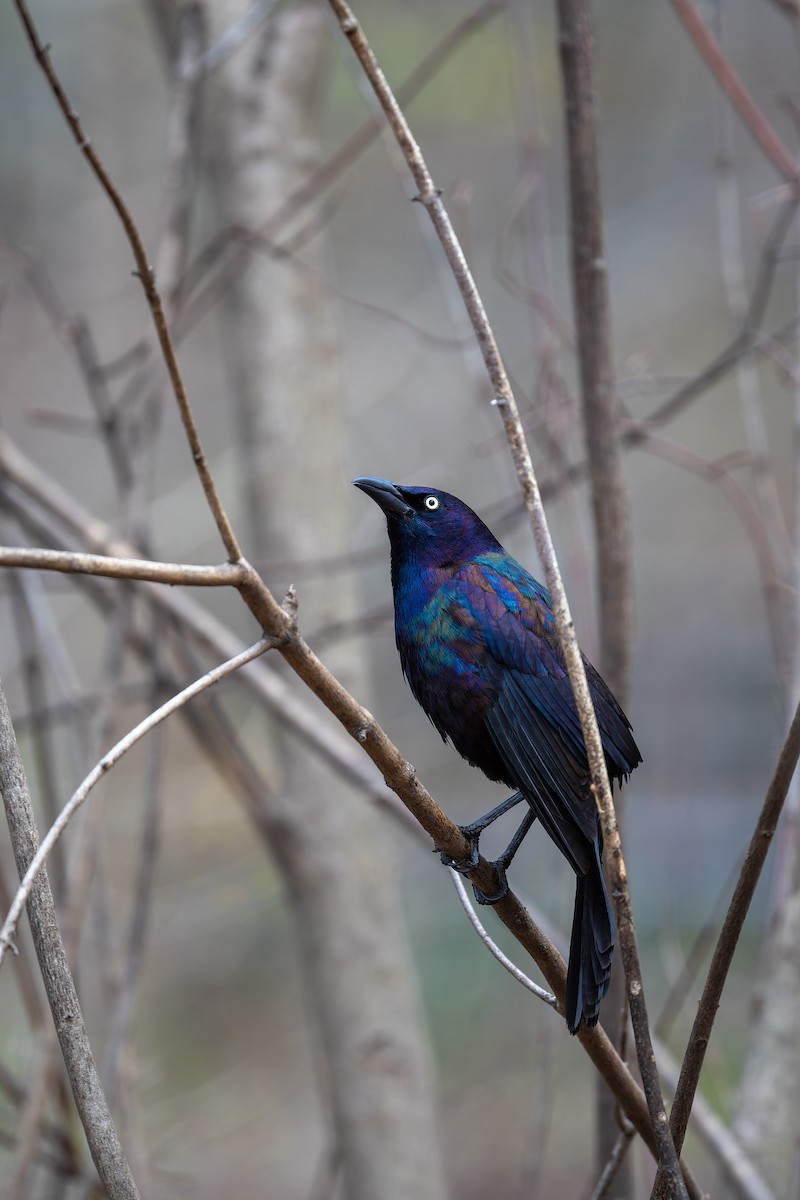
(564, 841, 616, 1034)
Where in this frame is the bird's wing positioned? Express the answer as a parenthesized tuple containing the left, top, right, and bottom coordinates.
(457, 555, 639, 777)
(450, 556, 624, 872)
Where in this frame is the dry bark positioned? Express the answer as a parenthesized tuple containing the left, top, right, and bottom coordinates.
(202, 5, 449, 1197)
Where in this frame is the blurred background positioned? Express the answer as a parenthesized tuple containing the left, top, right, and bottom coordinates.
(1, 0, 799, 1197)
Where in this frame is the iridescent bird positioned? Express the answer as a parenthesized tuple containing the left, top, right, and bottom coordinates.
(354, 477, 641, 1032)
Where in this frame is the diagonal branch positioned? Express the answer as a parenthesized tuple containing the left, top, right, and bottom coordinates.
(0, 636, 275, 967)
(0, 680, 140, 1200)
(8, 6, 702, 1187)
(12, 0, 242, 563)
(661, 698, 800, 1158)
(177, 0, 507, 334)
(0, 434, 701, 1195)
(325, 0, 682, 1187)
(669, 0, 799, 185)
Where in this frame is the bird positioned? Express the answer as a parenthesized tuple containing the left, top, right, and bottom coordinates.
(353, 476, 641, 1033)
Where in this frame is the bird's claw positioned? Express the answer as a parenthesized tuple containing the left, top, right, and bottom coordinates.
(438, 825, 480, 874)
(471, 860, 510, 906)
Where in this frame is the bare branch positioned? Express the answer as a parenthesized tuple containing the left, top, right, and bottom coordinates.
(554, 3, 637, 1190)
(0, 680, 140, 1199)
(669, 0, 799, 184)
(0, 637, 274, 966)
(12, 0, 242, 562)
(0, 545, 247, 586)
(449, 869, 557, 1007)
(655, 1039, 776, 1200)
(0, 439, 701, 1189)
(556, 0, 632, 698)
(590, 1122, 635, 1200)
(178, 0, 508, 333)
(325, 1, 686, 1186)
(657, 698, 800, 1171)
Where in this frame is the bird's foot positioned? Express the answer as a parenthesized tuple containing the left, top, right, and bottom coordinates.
(470, 859, 510, 906)
(438, 825, 481, 874)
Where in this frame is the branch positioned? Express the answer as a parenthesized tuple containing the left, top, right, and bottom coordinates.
(653, 698, 800, 1189)
(0, 436, 701, 1194)
(0, 680, 140, 1199)
(655, 1038, 776, 1200)
(669, 0, 799, 185)
(12, 0, 242, 562)
(554, 3, 637, 1191)
(448, 869, 557, 1008)
(177, 0, 507, 334)
(325, 0, 683, 1184)
(8, 8, 701, 1182)
(0, 546, 246, 586)
(556, 0, 632, 698)
(0, 637, 274, 967)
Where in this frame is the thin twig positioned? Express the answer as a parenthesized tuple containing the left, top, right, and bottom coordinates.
(0, 443, 700, 1190)
(710, 3, 795, 581)
(590, 1122, 636, 1200)
(7, 2, 702, 1178)
(326, 0, 683, 1183)
(449, 869, 557, 1007)
(669, 0, 799, 185)
(13, 0, 242, 562)
(0, 637, 275, 965)
(177, 0, 508, 333)
(199, 0, 278, 72)
(653, 699, 800, 1189)
(0, 680, 140, 1199)
(655, 1038, 776, 1200)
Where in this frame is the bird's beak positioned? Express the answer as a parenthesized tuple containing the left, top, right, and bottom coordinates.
(353, 476, 412, 517)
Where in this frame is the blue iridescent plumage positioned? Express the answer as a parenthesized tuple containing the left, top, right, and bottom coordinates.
(354, 477, 642, 1032)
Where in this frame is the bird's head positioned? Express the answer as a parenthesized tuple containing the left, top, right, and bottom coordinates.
(353, 476, 501, 572)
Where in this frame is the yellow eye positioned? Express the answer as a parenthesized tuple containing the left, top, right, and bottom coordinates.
(424, 496, 440, 511)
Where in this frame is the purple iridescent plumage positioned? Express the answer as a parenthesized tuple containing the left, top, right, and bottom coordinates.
(354, 478, 642, 1032)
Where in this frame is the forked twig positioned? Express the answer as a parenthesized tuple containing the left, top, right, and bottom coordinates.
(13, 0, 242, 562)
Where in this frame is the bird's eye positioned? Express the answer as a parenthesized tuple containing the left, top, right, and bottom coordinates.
(424, 496, 440, 511)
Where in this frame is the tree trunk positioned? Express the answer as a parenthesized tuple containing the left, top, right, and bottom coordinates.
(202, 5, 448, 1198)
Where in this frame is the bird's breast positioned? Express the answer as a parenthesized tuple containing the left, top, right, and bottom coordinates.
(394, 596, 511, 782)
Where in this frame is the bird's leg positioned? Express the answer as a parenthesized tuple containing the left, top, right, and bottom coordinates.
(439, 790, 525, 873)
(472, 806, 537, 906)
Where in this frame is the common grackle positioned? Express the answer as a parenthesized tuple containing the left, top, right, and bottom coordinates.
(354, 476, 641, 1032)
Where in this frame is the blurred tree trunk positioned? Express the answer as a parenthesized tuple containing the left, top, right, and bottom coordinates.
(200, 5, 448, 1199)
(556, 2, 634, 1195)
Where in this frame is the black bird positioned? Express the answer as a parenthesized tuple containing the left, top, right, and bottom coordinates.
(354, 477, 641, 1032)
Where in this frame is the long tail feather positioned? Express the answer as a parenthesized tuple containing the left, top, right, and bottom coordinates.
(564, 841, 615, 1034)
